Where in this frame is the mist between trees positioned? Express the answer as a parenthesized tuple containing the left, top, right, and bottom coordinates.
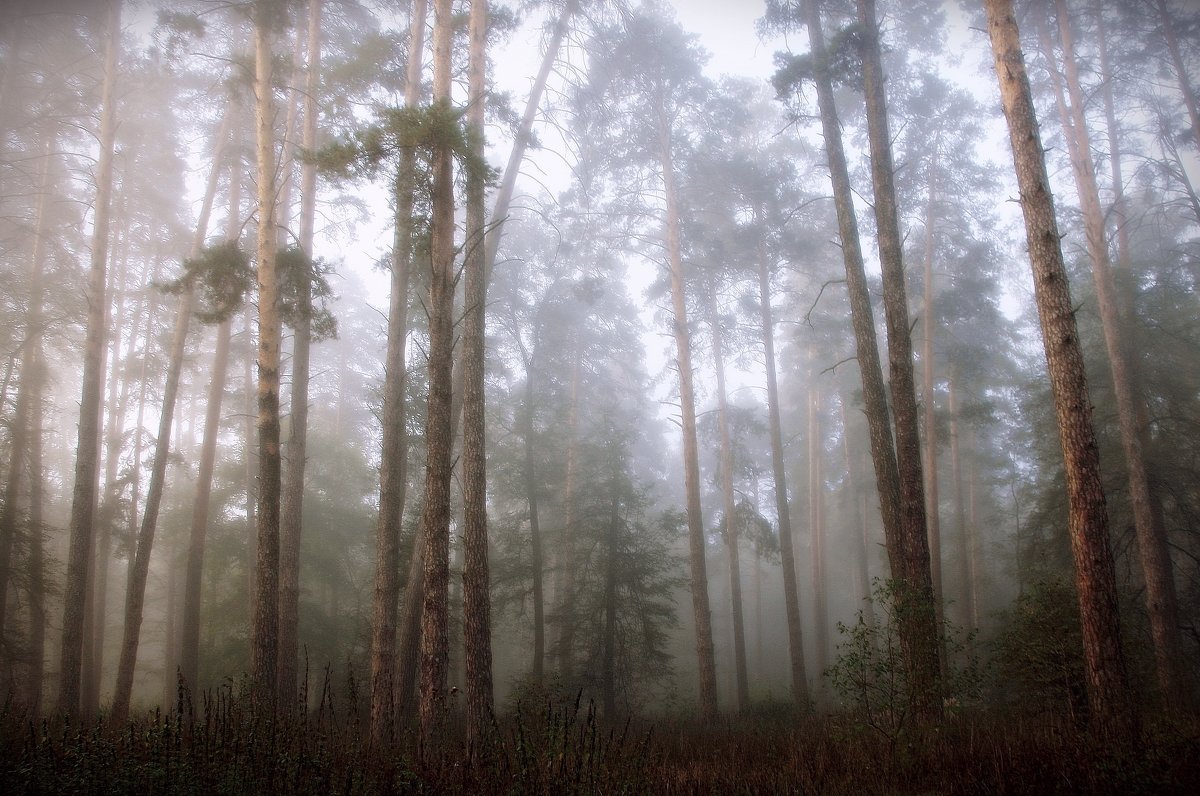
(0, 0, 1199, 789)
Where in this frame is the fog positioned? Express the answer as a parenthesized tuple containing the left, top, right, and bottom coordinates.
(0, 0, 1198, 789)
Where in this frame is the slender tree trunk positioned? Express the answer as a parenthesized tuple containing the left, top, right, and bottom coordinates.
(0, 139, 52, 646)
(26, 346, 46, 714)
(370, 0, 426, 744)
(706, 285, 749, 712)
(418, 0, 456, 740)
(984, 0, 1134, 739)
(278, 0, 322, 710)
(180, 150, 241, 696)
(1041, 0, 1186, 710)
(243, 303, 257, 613)
(756, 243, 808, 707)
(522, 372, 545, 684)
(57, 0, 120, 718)
(462, 0, 493, 746)
(109, 110, 229, 723)
(840, 395, 877, 630)
(919, 165, 944, 623)
(856, 0, 940, 713)
(807, 377, 828, 692)
(947, 371, 976, 632)
(251, 0, 283, 712)
(555, 341, 582, 679)
(601, 458, 619, 718)
(658, 105, 718, 720)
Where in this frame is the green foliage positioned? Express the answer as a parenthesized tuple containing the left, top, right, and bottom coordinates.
(826, 579, 981, 742)
(992, 579, 1088, 722)
(770, 23, 867, 104)
(158, 241, 253, 325)
(276, 247, 339, 342)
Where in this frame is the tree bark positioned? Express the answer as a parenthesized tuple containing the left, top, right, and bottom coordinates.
(1041, 0, 1186, 710)
(756, 242, 809, 707)
(57, 0, 120, 718)
(278, 0, 322, 711)
(947, 371, 976, 631)
(523, 369, 545, 685)
(658, 104, 718, 720)
(462, 0, 494, 747)
(370, 0, 426, 745)
(418, 0, 456, 740)
(807, 375, 828, 690)
(919, 164, 944, 625)
(554, 340, 582, 679)
(251, 0, 283, 712)
(601, 458, 619, 718)
(856, 0, 941, 712)
(984, 0, 1135, 739)
(707, 284, 748, 712)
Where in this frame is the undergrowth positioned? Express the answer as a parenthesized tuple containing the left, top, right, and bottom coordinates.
(1, 687, 1196, 794)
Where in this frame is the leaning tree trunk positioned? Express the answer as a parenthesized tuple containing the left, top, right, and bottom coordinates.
(984, 0, 1134, 740)
(180, 141, 242, 696)
(250, 0, 283, 712)
(462, 0, 494, 747)
(418, 0, 456, 740)
(756, 241, 809, 706)
(278, 0, 322, 710)
(856, 0, 940, 714)
(1040, 0, 1185, 710)
(658, 103, 718, 720)
(369, 0, 426, 745)
(57, 0, 120, 718)
(110, 109, 229, 724)
(707, 284, 749, 712)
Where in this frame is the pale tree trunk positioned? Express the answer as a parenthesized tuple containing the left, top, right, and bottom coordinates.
(462, 0, 493, 747)
(371, 0, 426, 744)
(418, 0, 456, 740)
(278, 0, 322, 710)
(840, 395, 877, 630)
(554, 341, 582, 679)
(807, 376, 829, 693)
(251, 0, 283, 711)
(1094, 1, 1129, 271)
(659, 105, 719, 720)
(856, 0, 940, 713)
(180, 144, 242, 696)
(110, 111, 228, 724)
(947, 371, 976, 631)
(601, 456, 619, 718)
(27, 347, 46, 714)
(756, 242, 808, 707)
(522, 367, 546, 686)
(0, 138, 52, 647)
(1040, 0, 1186, 710)
(706, 284, 748, 711)
(984, 0, 1135, 739)
(58, 0, 120, 718)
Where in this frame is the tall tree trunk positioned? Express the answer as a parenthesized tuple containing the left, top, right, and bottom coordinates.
(251, 0, 283, 712)
(57, 0, 120, 718)
(983, 0, 1134, 739)
(658, 104, 718, 720)
(110, 109, 229, 724)
(856, 0, 941, 713)
(706, 285, 749, 712)
(1040, 0, 1186, 710)
(26, 345, 46, 714)
(522, 370, 545, 684)
(947, 371, 976, 631)
(756, 242, 808, 706)
(601, 457, 619, 718)
(555, 341, 582, 679)
(370, 0, 426, 744)
(802, 0, 925, 709)
(0, 138, 52, 647)
(243, 302, 257, 615)
(418, 0, 456, 740)
(180, 146, 242, 696)
(807, 376, 828, 692)
(840, 395, 877, 630)
(919, 165, 944, 625)
(278, 0, 322, 711)
(462, 0, 493, 747)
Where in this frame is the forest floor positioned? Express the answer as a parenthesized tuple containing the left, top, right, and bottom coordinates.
(1, 694, 1197, 794)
